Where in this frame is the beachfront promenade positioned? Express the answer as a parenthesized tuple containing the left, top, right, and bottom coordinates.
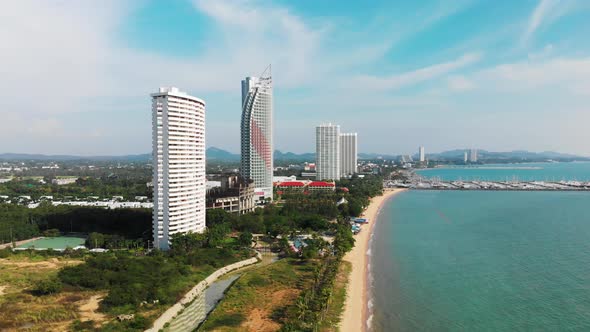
(385, 179, 590, 191)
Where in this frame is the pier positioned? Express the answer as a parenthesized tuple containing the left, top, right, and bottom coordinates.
(384, 179, 590, 191)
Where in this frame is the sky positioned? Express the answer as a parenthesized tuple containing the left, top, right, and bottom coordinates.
(1, 0, 590, 156)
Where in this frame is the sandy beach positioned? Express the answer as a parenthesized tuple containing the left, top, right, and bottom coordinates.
(339, 188, 405, 332)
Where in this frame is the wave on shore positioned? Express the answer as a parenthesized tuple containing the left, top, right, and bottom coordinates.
(366, 203, 382, 331)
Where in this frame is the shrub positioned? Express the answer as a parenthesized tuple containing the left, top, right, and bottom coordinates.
(34, 277, 63, 295)
(42, 228, 60, 237)
(207, 313, 245, 328)
(0, 248, 12, 258)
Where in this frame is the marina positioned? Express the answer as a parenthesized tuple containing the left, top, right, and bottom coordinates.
(385, 179, 590, 191)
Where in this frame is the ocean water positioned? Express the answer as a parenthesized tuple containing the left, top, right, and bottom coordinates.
(371, 190, 590, 331)
(416, 162, 590, 181)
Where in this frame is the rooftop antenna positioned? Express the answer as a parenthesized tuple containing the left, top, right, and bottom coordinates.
(260, 64, 272, 83)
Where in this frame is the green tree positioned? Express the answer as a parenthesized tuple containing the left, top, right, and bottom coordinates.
(238, 231, 253, 247)
(170, 232, 207, 253)
(207, 223, 231, 247)
(86, 232, 105, 249)
(206, 209, 236, 227)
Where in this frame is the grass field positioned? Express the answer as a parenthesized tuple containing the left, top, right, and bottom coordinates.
(0, 253, 100, 332)
(200, 258, 319, 332)
(16, 237, 86, 250)
(0, 252, 219, 332)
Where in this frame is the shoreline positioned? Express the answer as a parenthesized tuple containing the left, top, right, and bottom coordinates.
(339, 188, 406, 332)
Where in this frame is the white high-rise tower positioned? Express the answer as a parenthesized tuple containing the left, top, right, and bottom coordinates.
(340, 133, 358, 177)
(316, 123, 341, 180)
(419, 146, 425, 162)
(241, 67, 273, 201)
(151, 87, 206, 250)
(470, 149, 478, 162)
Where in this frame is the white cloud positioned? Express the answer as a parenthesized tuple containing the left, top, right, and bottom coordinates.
(476, 57, 590, 92)
(447, 75, 475, 92)
(349, 53, 482, 90)
(0, 0, 331, 153)
(521, 0, 583, 46)
(1, 0, 588, 155)
(523, 0, 558, 44)
(528, 44, 554, 60)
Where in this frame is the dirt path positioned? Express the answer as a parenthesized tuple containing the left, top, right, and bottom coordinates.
(78, 294, 106, 322)
(0, 258, 81, 269)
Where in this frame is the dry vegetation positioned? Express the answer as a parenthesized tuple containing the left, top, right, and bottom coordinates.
(0, 254, 107, 332)
(200, 258, 319, 332)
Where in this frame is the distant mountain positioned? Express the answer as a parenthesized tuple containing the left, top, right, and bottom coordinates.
(427, 150, 589, 161)
(274, 150, 315, 161)
(206, 147, 239, 161)
(358, 152, 399, 160)
(0, 148, 241, 162)
(2, 148, 586, 163)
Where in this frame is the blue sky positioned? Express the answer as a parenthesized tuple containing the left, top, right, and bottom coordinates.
(2, 0, 590, 156)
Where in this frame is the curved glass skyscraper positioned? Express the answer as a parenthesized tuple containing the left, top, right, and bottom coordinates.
(241, 72, 273, 201)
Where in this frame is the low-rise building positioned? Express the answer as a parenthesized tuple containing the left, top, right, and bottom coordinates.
(308, 181, 336, 192)
(206, 175, 255, 214)
(51, 177, 78, 185)
(276, 181, 306, 193)
(273, 175, 297, 183)
(275, 180, 336, 194)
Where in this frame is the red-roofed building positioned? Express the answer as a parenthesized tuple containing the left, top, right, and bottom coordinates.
(308, 181, 336, 192)
(276, 181, 306, 193)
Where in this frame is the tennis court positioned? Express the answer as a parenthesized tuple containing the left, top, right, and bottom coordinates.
(16, 237, 86, 250)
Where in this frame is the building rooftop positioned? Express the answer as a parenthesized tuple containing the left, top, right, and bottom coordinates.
(308, 181, 336, 187)
(277, 181, 306, 187)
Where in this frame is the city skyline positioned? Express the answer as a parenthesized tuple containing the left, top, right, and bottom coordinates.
(2, 1, 590, 156)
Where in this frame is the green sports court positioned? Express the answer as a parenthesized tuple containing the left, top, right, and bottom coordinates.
(16, 237, 86, 250)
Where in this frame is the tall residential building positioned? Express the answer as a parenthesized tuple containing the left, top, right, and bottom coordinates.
(340, 133, 358, 177)
(470, 149, 478, 162)
(241, 70, 273, 201)
(464, 151, 468, 163)
(419, 146, 425, 162)
(151, 87, 206, 250)
(316, 123, 340, 180)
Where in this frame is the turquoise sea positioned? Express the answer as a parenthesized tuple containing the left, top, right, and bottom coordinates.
(371, 186, 590, 330)
(415, 162, 590, 181)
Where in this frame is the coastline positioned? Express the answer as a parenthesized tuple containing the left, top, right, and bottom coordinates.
(339, 188, 405, 332)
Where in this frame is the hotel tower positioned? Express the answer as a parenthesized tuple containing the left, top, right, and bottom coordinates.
(419, 146, 425, 162)
(340, 132, 358, 177)
(151, 87, 206, 250)
(316, 123, 341, 181)
(241, 68, 273, 201)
